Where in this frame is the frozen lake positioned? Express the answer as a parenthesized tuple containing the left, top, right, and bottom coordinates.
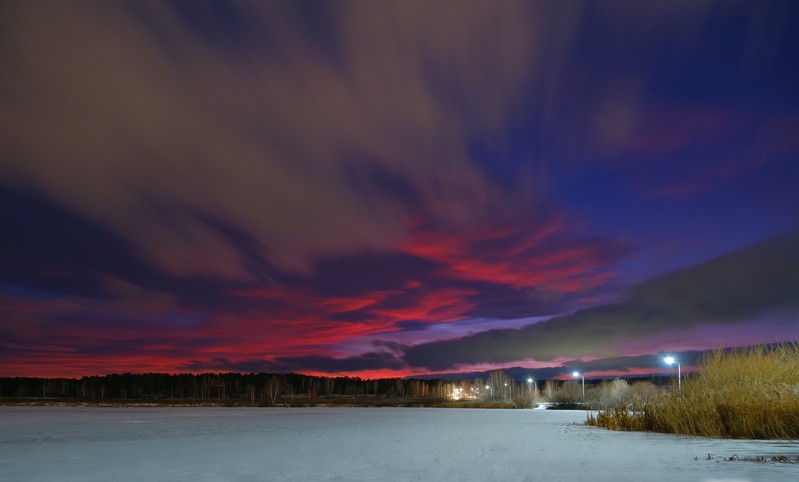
(1, 406, 797, 481)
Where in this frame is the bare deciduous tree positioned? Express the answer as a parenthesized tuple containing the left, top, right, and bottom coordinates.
(264, 377, 282, 406)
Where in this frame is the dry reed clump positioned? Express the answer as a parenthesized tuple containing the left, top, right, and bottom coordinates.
(587, 406, 648, 432)
(587, 344, 799, 439)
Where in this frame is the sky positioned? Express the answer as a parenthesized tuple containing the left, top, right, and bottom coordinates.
(1, 0, 799, 380)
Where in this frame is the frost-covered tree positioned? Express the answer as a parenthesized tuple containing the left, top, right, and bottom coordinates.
(606, 378, 630, 407)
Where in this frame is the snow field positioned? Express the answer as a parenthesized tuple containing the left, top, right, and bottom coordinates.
(1, 407, 797, 481)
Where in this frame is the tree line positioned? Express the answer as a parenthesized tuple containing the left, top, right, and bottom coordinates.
(1, 370, 670, 407)
(0, 372, 466, 404)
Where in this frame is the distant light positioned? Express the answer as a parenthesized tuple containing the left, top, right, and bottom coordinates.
(572, 371, 579, 377)
(664, 356, 675, 365)
(485, 385, 490, 390)
(527, 378, 533, 383)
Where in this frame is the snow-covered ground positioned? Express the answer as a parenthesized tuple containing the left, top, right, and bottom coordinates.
(1, 407, 797, 481)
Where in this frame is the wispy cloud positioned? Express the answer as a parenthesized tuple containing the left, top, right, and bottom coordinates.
(0, 1, 549, 279)
(4, 1, 771, 279)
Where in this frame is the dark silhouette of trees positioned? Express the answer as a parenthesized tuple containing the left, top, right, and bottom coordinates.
(3, 371, 666, 407)
(0, 373, 467, 405)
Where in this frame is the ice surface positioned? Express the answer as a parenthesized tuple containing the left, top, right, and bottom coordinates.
(1, 407, 797, 481)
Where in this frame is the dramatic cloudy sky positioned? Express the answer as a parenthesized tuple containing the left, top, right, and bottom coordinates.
(2, 1, 798, 379)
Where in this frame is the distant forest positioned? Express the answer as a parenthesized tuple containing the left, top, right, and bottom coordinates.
(1, 371, 673, 408)
(0, 372, 497, 405)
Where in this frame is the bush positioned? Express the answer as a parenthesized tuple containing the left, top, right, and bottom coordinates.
(548, 380, 586, 410)
(587, 344, 799, 439)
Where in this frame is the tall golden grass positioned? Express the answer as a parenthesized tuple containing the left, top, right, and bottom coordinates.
(587, 344, 799, 439)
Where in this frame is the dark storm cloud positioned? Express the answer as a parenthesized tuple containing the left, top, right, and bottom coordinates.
(411, 351, 708, 381)
(404, 230, 799, 370)
(572, 352, 704, 374)
(629, 230, 799, 319)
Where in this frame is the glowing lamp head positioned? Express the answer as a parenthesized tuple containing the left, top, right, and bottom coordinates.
(664, 356, 675, 365)
(572, 371, 580, 377)
(527, 378, 533, 383)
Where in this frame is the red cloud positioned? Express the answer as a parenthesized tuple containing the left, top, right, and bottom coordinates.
(0, 210, 631, 379)
(402, 219, 625, 293)
(370, 287, 478, 325)
(230, 284, 478, 342)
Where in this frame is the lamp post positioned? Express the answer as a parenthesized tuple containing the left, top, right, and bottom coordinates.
(572, 371, 585, 400)
(527, 377, 535, 406)
(664, 356, 681, 392)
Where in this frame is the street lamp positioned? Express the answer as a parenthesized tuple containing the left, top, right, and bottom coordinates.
(527, 377, 535, 406)
(572, 371, 585, 400)
(664, 356, 681, 392)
